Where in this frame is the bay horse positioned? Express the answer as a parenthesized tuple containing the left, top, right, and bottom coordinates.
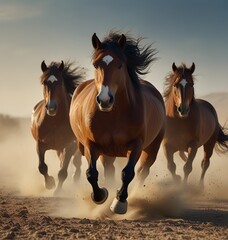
(31, 61, 83, 195)
(70, 31, 166, 214)
(163, 62, 228, 185)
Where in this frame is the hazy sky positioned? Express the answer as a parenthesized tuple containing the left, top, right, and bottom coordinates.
(0, 0, 227, 117)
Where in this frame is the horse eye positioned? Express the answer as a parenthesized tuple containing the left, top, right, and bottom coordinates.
(93, 63, 98, 69)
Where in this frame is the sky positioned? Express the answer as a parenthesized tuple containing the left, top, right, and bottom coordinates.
(0, 0, 227, 117)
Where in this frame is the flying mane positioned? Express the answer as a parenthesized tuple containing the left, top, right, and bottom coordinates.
(92, 30, 157, 88)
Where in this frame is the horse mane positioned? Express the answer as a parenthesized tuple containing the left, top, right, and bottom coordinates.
(92, 30, 157, 88)
(163, 63, 195, 102)
(41, 61, 84, 97)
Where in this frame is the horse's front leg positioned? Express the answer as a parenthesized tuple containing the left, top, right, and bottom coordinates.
(110, 140, 142, 214)
(37, 142, 55, 189)
(183, 142, 198, 183)
(86, 145, 108, 204)
(163, 143, 181, 182)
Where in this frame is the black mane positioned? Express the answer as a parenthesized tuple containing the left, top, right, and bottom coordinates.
(164, 63, 195, 102)
(41, 61, 84, 97)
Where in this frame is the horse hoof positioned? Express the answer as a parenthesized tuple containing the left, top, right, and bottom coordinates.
(45, 176, 56, 190)
(91, 187, 108, 204)
(174, 175, 181, 182)
(110, 198, 128, 214)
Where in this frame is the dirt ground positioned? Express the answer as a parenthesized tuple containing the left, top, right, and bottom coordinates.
(0, 181, 228, 240)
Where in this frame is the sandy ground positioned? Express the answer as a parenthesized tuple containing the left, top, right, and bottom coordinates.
(0, 97, 228, 240)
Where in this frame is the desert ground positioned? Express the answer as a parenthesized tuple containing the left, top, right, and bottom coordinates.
(0, 93, 228, 239)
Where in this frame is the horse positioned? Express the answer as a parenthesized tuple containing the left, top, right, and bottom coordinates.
(69, 31, 166, 214)
(162, 62, 228, 186)
(31, 60, 84, 195)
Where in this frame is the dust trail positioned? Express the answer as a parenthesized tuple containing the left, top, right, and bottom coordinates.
(0, 111, 227, 220)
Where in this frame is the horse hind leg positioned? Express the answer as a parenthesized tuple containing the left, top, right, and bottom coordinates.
(137, 131, 164, 184)
(179, 151, 188, 162)
(72, 148, 82, 183)
(37, 143, 55, 189)
(100, 155, 116, 183)
(200, 139, 215, 187)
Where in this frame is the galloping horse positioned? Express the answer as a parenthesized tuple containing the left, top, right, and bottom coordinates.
(31, 61, 83, 195)
(163, 63, 228, 185)
(70, 31, 166, 214)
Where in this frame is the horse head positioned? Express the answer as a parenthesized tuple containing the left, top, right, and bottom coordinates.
(92, 33, 127, 112)
(40, 60, 65, 116)
(172, 62, 195, 117)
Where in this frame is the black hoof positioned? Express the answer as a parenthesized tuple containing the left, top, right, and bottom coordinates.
(91, 187, 108, 204)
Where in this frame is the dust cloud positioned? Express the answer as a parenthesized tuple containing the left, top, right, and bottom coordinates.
(0, 92, 227, 221)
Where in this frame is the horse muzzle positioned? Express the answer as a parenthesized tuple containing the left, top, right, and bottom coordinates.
(46, 101, 57, 116)
(177, 104, 190, 118)
(96, 93, 114, 112)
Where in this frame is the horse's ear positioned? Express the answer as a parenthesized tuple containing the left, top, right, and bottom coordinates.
(172, 62, 177, 72)
(58, 61, 64, 72)
(118, 34, 126, 49)
(190, 62, 195, 74)
(41, 60, 47, 72)
(92, 33, 102, 49)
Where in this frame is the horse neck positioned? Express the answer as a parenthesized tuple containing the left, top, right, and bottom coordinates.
(117, 74, 141, 106)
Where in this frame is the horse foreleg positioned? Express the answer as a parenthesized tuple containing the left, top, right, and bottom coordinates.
(72, 148, 82, 183)
(110, 140, 142, 214)
(37, 143, 55, 189)
(163, 144, 181, 182)
(54, 146, 74, 195)
(183, 143, 198, 183)
(86, 147, 108, 204)
(100, 155, 116, 183)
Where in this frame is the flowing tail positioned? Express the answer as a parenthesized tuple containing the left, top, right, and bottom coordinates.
(215, 124, 228, 154)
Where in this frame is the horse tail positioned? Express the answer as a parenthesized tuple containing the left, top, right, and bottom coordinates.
(215, 124, 228, 154)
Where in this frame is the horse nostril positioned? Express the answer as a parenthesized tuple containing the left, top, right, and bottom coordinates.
(96, 95, 101, 104)
(177, 106, 181, 113)
(109, 95, 114, 104)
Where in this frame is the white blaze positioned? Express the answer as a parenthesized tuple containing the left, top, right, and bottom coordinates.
(98, 85, 110, 101)
(102, 55, 113, 66)
(180, 79, 187, 88)
(47, 75, 58, 83)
